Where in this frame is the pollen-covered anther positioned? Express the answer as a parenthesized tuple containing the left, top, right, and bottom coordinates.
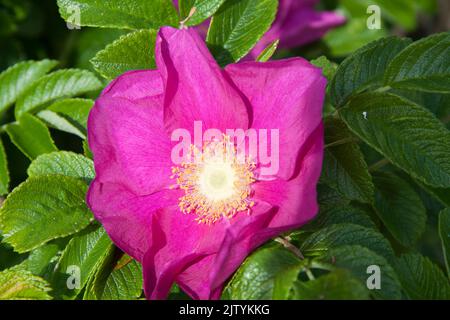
(171, 135, 256, 224)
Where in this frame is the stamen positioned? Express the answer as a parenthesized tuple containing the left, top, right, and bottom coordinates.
(171, 135, 256, 224)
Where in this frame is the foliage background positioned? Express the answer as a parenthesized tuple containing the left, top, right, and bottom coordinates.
(0, 0, 449, 300)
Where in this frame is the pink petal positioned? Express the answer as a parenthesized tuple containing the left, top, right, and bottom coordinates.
(87, 180, 182, 261)
(142, 201, 275, 299)
(88, 70, 174, 195)
(225, 58, 326, 180)
(253, 123, 324, 228)
(155, 27, 249, 134)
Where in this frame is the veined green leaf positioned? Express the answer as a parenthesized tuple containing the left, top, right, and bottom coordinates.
(0, 60, 58, 114)
(0, 138, 9, 195)
(0, 267, 52, 300)
(179, 0, 226, 26)
(439, 209, 450, 276)
(15, 69, 101, 118)
(5, 113, 58, 160)
(373, 171, 426, 247)
(384, 32, 450, 93)
(37, 110, 86, 139)
(47, 98, 93, 130)
(340, 92, 450, 188)
(91, 29, 157, 80)
(207, 0, 278, 66)
(53, 226, 114, 298)
(323, 245, 402, 299)
(57, 0, 178, 29)
(223, 245, 304, 300)
(395, 253, 450, 299)
(0, 175, 93, 253)
(256, 40, 279, 62)
(313, 204, 376, 230)
(322, 118, 374, 203)
(300, 223, 394, 262)
(330, 36, 411, 107)
(28, 151, 94, 183)
(292, 269, 369, 300)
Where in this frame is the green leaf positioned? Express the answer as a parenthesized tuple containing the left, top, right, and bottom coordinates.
(0, 267, 52, 300)
(300, 223, 394, 262)
(28, 151, 94, 183)
(57, 0, 178, 29)
(91, 29, 157, 80)
(324, 17, 387, 57)
(292, 269, 369, 300)
(22, 242, 63, 278)
(373, 171, 426, 247)
(330, 37, 411, 108)
(384, 32, 450, 93)
(37, 110, 86, 139)
(0, 175, 93, 253)
(53, 226, 114, 298)
(311, 56, 338, 82)
(207, 0, 278, 66)
(223, 246, 304, 299)
(5, 113, 58, 160)
(313, 204, 376, 230)
(256, 39, 279, 62)
(439, 208, 450, 276)
(395, 253, 450, 299)
(0, 60, 58, 114)
(322, 118, 374, 203)
(340, 92, 450, 188)
(93, 256, 143, 300)
(323, 245, 402, 299)
(15, 69, 102, 118)
(47, 98, 93, 130)
(179, 0, 226, 26)
(0, 139, 9, 195)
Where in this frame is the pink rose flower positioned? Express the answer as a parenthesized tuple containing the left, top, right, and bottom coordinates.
(174, 0, 345, 58)
(87, 26, 325, 300)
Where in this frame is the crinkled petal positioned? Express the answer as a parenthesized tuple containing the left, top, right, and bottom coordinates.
(87, 180, 182, 261)
(88, 71, 174, 195)
(142, 201, 275, 299)
(155, 27, 249, 134)
(225, 58, 326, 180)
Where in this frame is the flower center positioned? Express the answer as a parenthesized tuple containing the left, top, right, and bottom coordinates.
(171, 135, 256, 224)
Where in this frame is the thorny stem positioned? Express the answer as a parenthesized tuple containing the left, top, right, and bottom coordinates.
(369, 158, 390, 172)
(325, 137, 359, 148)
(275, 236, 304, 260)
(179, 7, 197, 29)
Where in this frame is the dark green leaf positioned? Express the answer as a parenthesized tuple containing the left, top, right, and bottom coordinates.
(373, 171, 426, 247)
(330, 36, 411, 108)
(223, 246, 304, 299)
(313, 204, 376, 230)
(340, 92, 450, 188)
(292, 269, 369, 300)
(323, 245, 402, 299)
(301, 223, 394, 262)
(395, 253, 450, 299)
(439, 208, 450, 275)
(384, 32, 450, 93)
(322, 118, 374, 203)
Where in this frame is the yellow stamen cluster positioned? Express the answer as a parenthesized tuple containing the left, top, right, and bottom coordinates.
(171, 135, 256, 224)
